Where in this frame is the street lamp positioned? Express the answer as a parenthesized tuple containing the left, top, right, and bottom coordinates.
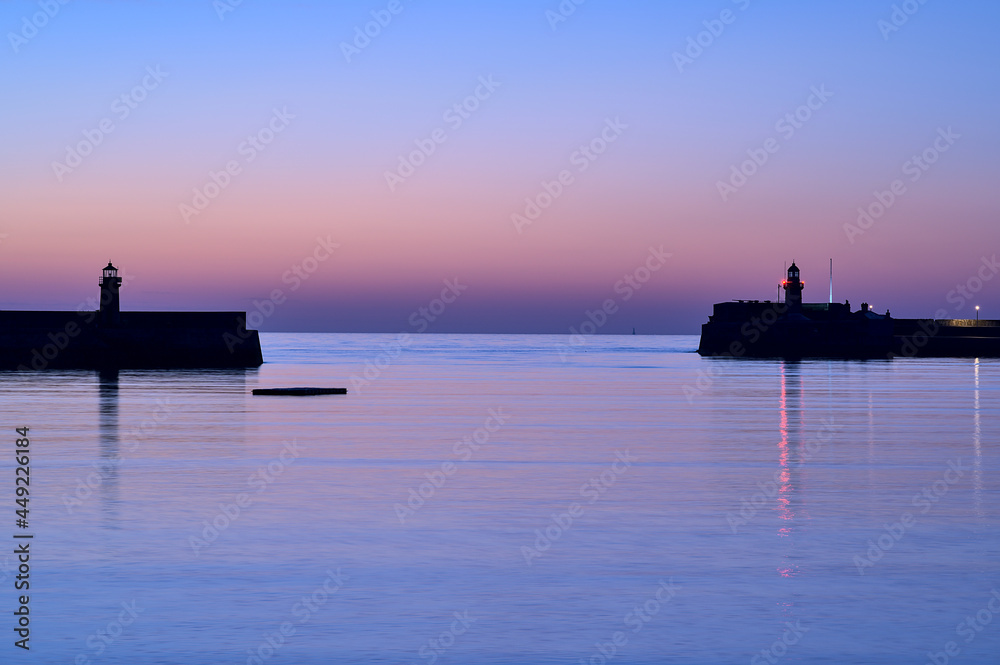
(976, 305, 980, 321)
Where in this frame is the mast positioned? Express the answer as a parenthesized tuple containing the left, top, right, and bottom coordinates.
(829, 258, 833, 304)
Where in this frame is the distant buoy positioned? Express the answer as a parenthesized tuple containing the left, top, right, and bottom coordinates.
(252, 387, 347, 396)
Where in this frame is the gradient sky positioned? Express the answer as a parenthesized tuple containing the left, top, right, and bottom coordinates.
(1, 0, 998, 332)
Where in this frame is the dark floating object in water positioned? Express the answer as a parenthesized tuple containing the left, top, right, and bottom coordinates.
(252, 387, 347, 396)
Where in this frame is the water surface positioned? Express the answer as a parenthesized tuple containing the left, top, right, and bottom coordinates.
(1, 333, 996, 664)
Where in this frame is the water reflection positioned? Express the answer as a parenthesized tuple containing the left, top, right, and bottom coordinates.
(776, 361, 802, 579)
(973, 359, 984, 519)
(93, 368, 253, 528)
(11, 335, 997, 662)
(866, 387, 875, 493)
(97, 368, 121, 527)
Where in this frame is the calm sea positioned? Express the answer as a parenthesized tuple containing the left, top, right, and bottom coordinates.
(1, 333, 996, 664)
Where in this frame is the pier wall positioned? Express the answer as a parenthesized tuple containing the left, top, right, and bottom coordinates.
(0, 311, 262, 369)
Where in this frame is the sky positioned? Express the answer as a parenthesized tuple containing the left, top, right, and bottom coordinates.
(1, 0, 998, 333)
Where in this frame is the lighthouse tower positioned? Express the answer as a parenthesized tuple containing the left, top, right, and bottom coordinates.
(98, 262, 122, 327)
(783, 262, 804, 312)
